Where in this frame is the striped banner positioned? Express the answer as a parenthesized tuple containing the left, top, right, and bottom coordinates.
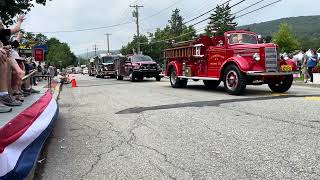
(0, 91, 59, 180)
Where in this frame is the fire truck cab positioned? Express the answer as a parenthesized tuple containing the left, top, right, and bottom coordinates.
(165, 30, 298, 95)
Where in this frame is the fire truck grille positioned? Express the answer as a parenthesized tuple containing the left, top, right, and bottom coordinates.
(140, 64, 157, 70)
(265, 47, 278, 72)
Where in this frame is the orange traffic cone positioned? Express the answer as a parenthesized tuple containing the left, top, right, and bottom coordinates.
(71, 79, 77, 88)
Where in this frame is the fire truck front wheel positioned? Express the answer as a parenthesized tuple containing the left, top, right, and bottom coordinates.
(223, 65, 247, 95)
(268, 75, 293, 93)
(170, 68, 187, 88)
(129, 70, 136, 82)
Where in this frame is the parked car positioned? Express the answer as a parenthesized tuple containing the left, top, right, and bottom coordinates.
(114, 54, 162, 82)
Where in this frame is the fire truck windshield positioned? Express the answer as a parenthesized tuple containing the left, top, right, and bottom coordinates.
(102, 56, 113, 63)
(132, 55, 153, 62)
(228, 33, 258, 45)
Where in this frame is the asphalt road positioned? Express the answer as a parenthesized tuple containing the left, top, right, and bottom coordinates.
(38, 74, 320, 180)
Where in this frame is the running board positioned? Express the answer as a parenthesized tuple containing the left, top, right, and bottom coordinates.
(178, 76, 219, 80)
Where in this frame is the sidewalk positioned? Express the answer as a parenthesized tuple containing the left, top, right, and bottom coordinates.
(293, 80, 320, 88)
(0, 80, 61, 180)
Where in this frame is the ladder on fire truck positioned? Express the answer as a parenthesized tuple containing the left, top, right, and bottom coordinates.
(165, 42, 204, 58)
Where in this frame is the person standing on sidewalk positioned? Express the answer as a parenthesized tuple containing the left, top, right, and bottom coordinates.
(302, 50, 309, 83)
(306, 50, 319, 83)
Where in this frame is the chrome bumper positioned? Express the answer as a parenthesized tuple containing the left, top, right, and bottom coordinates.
(246, 71, 300, 76)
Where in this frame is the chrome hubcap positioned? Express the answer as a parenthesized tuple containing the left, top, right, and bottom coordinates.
(171, 70, 177, 85)
(226, 70, 238, 90)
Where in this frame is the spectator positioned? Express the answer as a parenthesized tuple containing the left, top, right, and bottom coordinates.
(302, 50, 309, 83)
(0, 16, 25, 107)
(37, 62, 43, 82)
(0, 48, 13, 112)
(306, 49, 319, 83)
(10, 50, 26, 102)
(0, 15, 25, 80)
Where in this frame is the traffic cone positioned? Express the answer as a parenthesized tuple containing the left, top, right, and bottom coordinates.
(71, 79, 77, 88)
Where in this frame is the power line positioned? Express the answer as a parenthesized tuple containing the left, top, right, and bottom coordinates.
(140, 0, 282, 45)
(235, 0, 282, 19)
(233, 0, 265, 15)
(183, 0, 232, 24)
(140, 0, 185, 21)
(188, 0, 246, 27)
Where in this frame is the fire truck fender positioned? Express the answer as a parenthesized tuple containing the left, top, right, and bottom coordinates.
(166, 61, 181, 76)
(220, 57, 250, 75)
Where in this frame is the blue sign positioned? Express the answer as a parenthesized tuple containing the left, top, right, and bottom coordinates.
(33, 45, 48, 52)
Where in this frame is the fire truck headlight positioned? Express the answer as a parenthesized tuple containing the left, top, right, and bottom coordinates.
(253, 53, 261, 61)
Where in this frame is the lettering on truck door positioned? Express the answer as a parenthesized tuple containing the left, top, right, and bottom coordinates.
(207, 47, 226, 78)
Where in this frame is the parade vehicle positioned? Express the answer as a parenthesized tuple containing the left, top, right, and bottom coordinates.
(88, 56, 98, 76)
(164, 30, 298, 95)
(95, 54, 116, 78)
(114, 54, 162, 82)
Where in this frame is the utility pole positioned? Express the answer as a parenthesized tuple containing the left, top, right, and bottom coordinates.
(105, 33, 111, 53)
(130, 4, 143, 54)
(86, 48, 89, 59)
(93, 44, 98, 56)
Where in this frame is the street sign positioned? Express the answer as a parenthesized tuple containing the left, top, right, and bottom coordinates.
(34, 48, 44, 62)
(19, 48, 33, 57)
(33, 45, 49, 52)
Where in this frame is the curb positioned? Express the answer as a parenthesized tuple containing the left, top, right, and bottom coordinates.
(293, 81, 320, 88)
(26, 84, 62, 180)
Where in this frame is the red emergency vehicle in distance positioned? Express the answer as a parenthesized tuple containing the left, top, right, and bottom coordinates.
(164, 30, 298, 95)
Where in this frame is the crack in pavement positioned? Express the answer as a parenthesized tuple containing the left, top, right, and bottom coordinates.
(116, 94, 320, 114)
(133, 143, 194, 178)
(124, 113, 195, 179)
(79, 139, 127, 180)
(148, 160, 177, 180)
(222, 107, 320, 131)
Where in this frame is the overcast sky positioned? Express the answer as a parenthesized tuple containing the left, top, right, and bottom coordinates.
(17, 0, 320, 54)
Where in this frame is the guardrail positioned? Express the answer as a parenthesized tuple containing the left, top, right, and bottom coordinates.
(22, 70, 53, 89)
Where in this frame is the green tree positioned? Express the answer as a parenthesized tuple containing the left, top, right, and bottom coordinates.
(121, 8, 196, 64)
(0, 0, 51, 25)
(45, 38, 76, 67)
(273, 23, 300, 53)
(205, 3, 237, 36)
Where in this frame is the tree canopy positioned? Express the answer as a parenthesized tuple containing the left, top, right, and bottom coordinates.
(205, 3, 237, 36)
(273, 23, 300, 53)
(0, 0, 51, 25)
(121, 8, 196, 64)
(21, 33, 76, 67)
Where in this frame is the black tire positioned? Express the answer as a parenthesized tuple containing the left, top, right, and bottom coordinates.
(137, 76, 144, 81)
(203, 80, 220, 89)
(129, 70, 136, 82)
(169, 68, 187, 88)
(156, 76, 161, 81)
(223, 64, 247, 95)
(116, 72, 123, 80)
(268, 75, 293, 93)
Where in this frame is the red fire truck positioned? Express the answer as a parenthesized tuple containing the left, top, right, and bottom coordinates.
(165, 30, 298, 95)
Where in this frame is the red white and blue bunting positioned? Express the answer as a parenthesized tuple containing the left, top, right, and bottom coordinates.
(0, 91, 59, 180)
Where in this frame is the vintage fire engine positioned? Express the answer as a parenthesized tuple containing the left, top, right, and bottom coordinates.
(165, 30, 298, 95)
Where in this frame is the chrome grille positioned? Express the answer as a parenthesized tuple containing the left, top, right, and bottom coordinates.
(141, 64, 157, 70)
(265, 47, 278, 72)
